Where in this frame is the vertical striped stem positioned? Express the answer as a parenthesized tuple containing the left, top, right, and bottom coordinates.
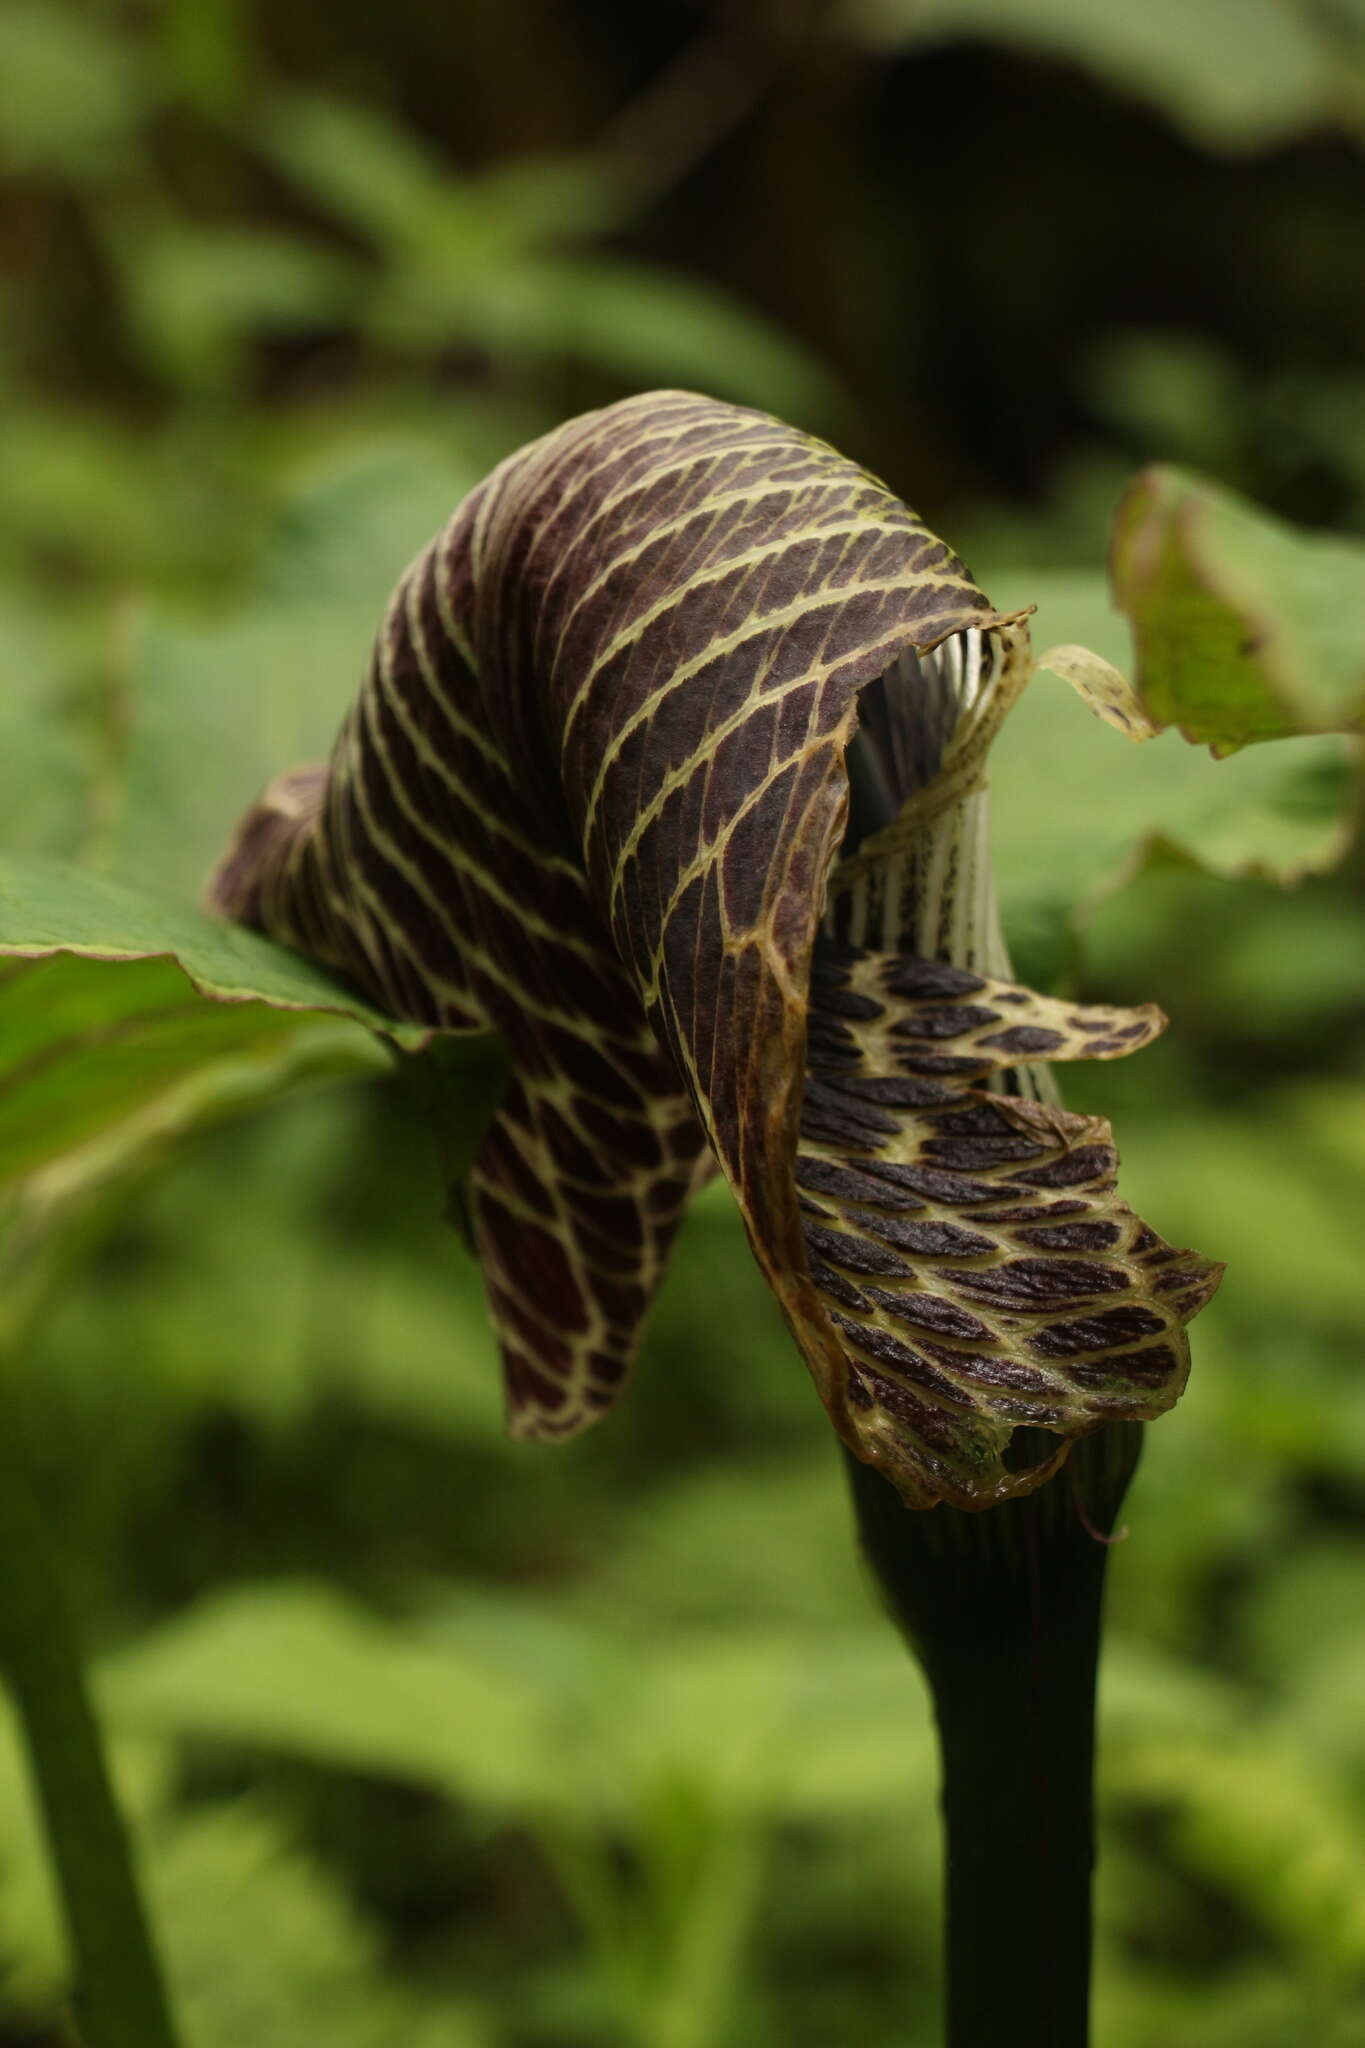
(0, 1404, 180, 2048)
(846, 1424, 1140, 2047)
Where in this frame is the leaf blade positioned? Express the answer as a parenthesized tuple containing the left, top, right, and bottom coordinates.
(1110, 465, 1365, 752)
(0, 853, 420, 1037)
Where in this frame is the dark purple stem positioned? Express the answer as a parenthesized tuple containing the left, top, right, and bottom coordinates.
(844, 1422, 1142, 2047)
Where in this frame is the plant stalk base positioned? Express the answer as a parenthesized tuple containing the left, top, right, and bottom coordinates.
(845, 1423, 1142, 2048)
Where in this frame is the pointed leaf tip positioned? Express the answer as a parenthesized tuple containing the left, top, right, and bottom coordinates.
(1037, 642, 1161, 742)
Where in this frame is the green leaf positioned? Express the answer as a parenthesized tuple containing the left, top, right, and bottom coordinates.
(457, 256, 841, 422)
(7, 1083, 504, 1436)
(146, 1805, 493, 2048)
(0, 1738, 491, 2048)
(0, 854, 416, 1035)
(0, 858, 424, 1300)
(100, 1578, 937, 1828)
(0, 951, 384, 1196)
(256, 91, 465, 251)
(1110, 466, 1365, 751)
(252, 91, 839, 414)
(1112, 1731, 1365, 1975)
(0, 407, 259, 590)
(0, 1, 148, 178)
(1100, 1637, 1365, 1976)
(0, 442, 511, 1270)
(988, 569, 1357, 968)
(101, 1583, 566, 1815)
(115, 223, 361, 390)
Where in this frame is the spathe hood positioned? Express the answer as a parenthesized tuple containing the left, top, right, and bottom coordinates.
(209, 390, 1219, 1507)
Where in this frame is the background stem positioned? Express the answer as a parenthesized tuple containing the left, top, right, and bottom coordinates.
(845, 1423, 1142, 2048)
(0, 1405, 181, 2048)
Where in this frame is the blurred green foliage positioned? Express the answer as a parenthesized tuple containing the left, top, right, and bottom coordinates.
(1, 1, 1363, 2044)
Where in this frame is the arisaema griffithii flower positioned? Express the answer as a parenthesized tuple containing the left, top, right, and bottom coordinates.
(208, 391, 1221, 1510)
